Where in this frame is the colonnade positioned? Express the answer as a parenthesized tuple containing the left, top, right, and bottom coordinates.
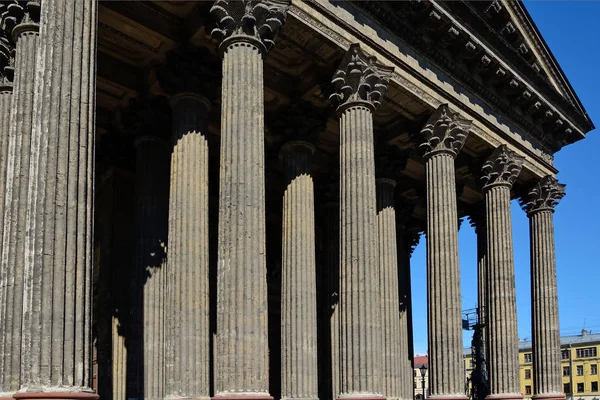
(0, 2, 567, 400)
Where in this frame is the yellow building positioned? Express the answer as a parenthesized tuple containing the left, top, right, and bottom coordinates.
(464, 330, 600, 400)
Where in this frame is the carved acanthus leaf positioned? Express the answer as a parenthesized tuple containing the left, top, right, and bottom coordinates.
(0, 25, 13, 86)
(158, 48, 221, 97)
(0, 1, 40, 38)
(419, 104, 472, 158)
(329, 44, 393, 111)
(481, 145, 524, 189)
(210, 0, 289, 52)
(520, 175, 565, 214)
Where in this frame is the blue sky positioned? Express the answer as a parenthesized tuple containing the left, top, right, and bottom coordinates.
(410, 1, 600, 356)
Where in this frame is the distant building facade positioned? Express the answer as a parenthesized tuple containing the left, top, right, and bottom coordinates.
(465, 331, 600, 400)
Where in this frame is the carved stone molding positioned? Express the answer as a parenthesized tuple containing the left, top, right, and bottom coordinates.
(329, 43, 393, 112)
(0, 1, 40, 41)
(481, 144, 524, 189)
(418, 104, 472, 159)
(211, 0, 289, 53)
(158, 47, 221, 98)
(0, 25, 13, 88)
(520, 175, 565, 215)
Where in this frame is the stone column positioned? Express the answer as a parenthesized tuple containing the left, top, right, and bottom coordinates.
(0, 2, 39, 397)
(280, 141, 318, 400)
(17, 1, 97, 399)
(521, 176, 566, 400)
(0, 26, 13, 400)
(210, 1, 288, 398)
(329, 43, 393, 400)
(480, 145, 524, 400)
(376, 179, 402, 400)
(418, 104, 471, 400)
(158, 48, 218, 400)
(122, 96, 171, 400)
(468, 203, 489, 400)
(396, 211, 419, 400)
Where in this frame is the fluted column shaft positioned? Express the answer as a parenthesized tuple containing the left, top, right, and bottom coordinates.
(338, 104, 383, 397)
(396, 229, 413, 400)
(216, 40, 269, 396)
(165, 94, 211, 400)
(376, 179, 402, 400)
(281, 142, 318, 400)
(18, 1, 97, 397)
(134, 137, 170, 400)
(0, 76, 13, 398)
(0, 21, 38, 397)
(484, 184, 521, 399)
(425, 153, 465, 398)
(530, 210, 563, 399)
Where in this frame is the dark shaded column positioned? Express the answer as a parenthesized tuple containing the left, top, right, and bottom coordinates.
(0, 2, 39, 397)
(210, 1, 289, 398)
(122, 96, 171, 400)
(0, 24, 13, 400)
(417, 104, 471, 400)
(280, 141, 318, 400)
(158, 48, 219, 400)
(521, 176, 566, 400)
(480, 145, 524, 400)
(329, 43, 393, 400)
(17, 1, 98, 400)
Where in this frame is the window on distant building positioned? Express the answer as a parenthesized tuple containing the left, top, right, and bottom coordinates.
(470, 359, 474, 368)
(414, 370, 417, 378)
(564, 383, 571, 394)
(577, 365, 584, 376)
(525, 369, 531, 379)
(414, 382, 417, 389)
(562, 349, 570, 360)
(592, 364, 598, 375)
(525, 386, 532, 395)
(577, 383, 584, 393)
(563, 366, 570, 377)
(524, 353, 533, 363)
(592, 382, 598, 393)
(576, 347, 598, 358)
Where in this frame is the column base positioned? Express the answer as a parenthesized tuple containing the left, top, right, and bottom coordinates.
(485, 395, 523, 400)
(13, 393, 99, 400)
(532, 395, 565, 400)
(427, 396, 469, 400)
(212, 396, 273, 400)
(337, 396, 385, 400)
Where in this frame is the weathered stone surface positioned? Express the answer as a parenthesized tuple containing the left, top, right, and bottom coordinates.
(330, 43, 392, 399)
(164, 92, 211, 400)
(280, 141, 318, 400)
(521, 176, 566, 400)
(481, 146, 524, 400)
(122, 96, 171, 400)
(211, 0, 289, 54)
(0, 23, 13, 397)
(19, 0, 97, 397)
(0, 1, 38, 395)
(211, 1, 288, 395)
(376, 178, 402, 400)
(419, 104, 471, 400)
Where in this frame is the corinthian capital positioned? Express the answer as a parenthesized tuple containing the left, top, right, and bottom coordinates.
(419, 104, 472, 159)
(520, 175, 565, 215)
(0, 26, 13, 88)
(210, 0, 289, 53)
(329, 44, 393, 112)
(480, 145, 524, 190)
(0, 1, 40, 40)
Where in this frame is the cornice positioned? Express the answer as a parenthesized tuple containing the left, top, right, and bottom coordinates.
(350, 0, 593, 152)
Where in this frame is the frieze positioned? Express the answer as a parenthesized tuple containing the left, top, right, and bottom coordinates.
(288, 4, 351, 49)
